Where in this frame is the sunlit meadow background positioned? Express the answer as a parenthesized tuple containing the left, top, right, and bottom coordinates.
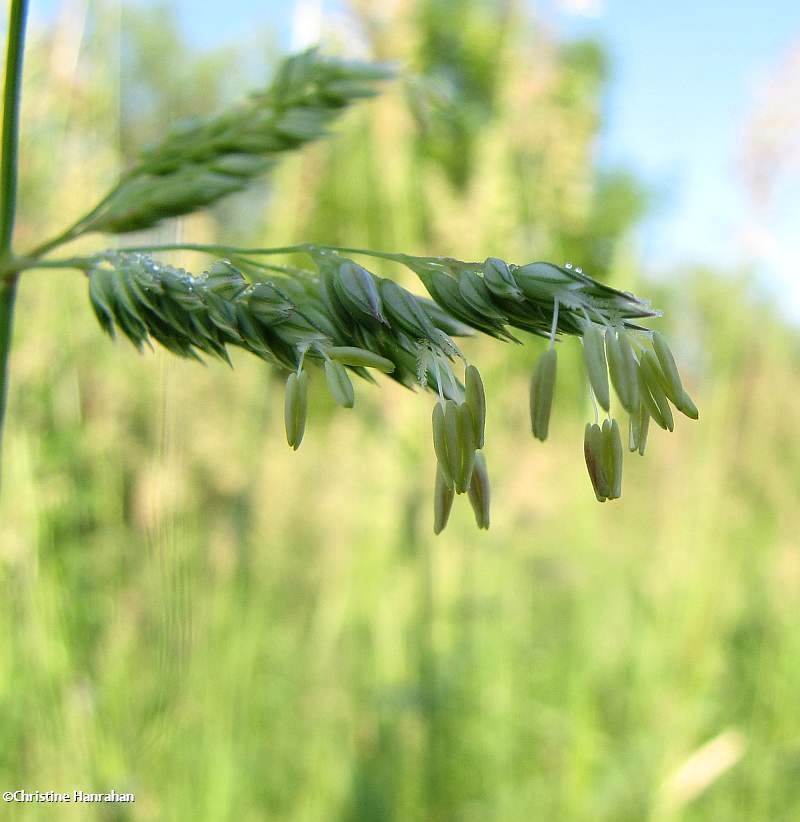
(2, 1, 800, 820)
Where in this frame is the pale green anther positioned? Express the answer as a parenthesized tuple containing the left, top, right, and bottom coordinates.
(637, 407, 650, 456)
(284, 369, 309, 450)
(675, 388, 699, 420)
(637, 369, 669, 431)
(324, 360, 355, 408)
(431, 402, 454, 489)
(628, 405, 650, 455)
(582, 322, 610, 412)
(530, 348, 557, 441)
(467, 452, 491, 530)
(443, 401, 463, 493)
(602, 418, 623, 500)
(455, 402, 477, 493)
(605, 327, 627, 410)
(606, 327, 639, 414)
(652, 331, 684, 403)
(433, 465, 455, 535)
(465, 365, 486, 449)
(327, 346, 395, 373)
(640, 351, 674, 431)
(584, 422, 611, 503)
(617, 329, 640, 413)
(483, 257, 524, 301)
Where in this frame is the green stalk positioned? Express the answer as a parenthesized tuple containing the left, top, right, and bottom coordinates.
(113, 242, 397, 260)
(0, 0, 27, 252)
(13, 255, 92, 272)
(0, 277, 17, 445)
(25, 181, 124, 258)
(116, 242, 314, 257)
(111, 242, 483, 272)
(0, 0, 29, 475)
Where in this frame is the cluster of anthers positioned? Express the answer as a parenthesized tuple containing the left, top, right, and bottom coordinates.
(87, 245, 697, 534)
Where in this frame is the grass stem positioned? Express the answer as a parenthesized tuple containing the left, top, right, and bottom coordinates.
(0, 0, 30, 479)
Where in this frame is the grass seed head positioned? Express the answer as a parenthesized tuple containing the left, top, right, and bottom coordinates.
(87, 245, 699, 523)
(85, 50, 393, 235)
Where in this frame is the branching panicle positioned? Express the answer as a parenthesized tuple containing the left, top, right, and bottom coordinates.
(61, 50, 394, 238)
(86, 244, 698, 532)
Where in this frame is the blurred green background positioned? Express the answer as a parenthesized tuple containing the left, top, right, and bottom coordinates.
(2, 1, 800, 819)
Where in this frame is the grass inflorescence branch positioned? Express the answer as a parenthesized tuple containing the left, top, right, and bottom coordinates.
(86, 245, 698, 532)
(27, 49, 394, 256)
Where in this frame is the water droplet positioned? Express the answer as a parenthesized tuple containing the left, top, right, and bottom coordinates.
(565, 262, 573, 269)
(576, 267, 583, 274)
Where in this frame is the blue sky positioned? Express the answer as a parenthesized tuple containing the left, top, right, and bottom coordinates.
(541, 1, 800, 297)
(28, 1, 800, 313)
